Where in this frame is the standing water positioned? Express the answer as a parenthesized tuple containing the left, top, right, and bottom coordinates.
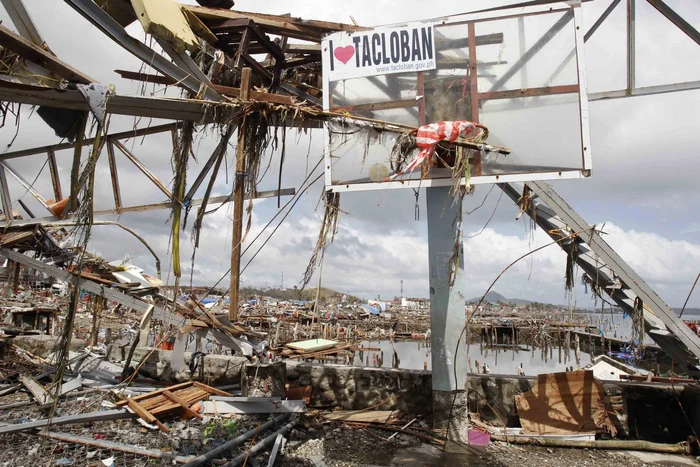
(354, 340, 592, 375)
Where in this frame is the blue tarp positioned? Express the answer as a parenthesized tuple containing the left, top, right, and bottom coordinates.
(360, 304, 381, 315)
(200, 297, 230, 305)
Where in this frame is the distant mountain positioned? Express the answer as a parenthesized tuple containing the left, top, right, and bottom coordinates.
(466, 291, 533, 305)
(674, 308, 700, 317)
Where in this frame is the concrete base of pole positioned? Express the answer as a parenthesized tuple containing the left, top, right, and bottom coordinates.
(433, 389, 470, 451)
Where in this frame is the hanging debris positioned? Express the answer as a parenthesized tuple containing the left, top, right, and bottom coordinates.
(302, 192, 341, 290)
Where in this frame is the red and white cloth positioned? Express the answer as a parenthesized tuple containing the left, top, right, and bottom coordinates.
(386, 121, 483, 181)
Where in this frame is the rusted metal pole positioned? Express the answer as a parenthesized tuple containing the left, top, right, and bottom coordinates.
(230, 67, 252, 321)
(47, 149, 62, 201)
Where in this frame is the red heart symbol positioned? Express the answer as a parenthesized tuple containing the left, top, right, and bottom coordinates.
(334, 45, 355, 65)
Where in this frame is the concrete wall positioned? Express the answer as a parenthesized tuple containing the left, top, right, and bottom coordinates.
(13, 335, 86, 356)
(128, 347, 249, 386)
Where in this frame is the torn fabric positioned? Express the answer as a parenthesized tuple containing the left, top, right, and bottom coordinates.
(76, 83, 110, 125)
(386, 121, 485, 181)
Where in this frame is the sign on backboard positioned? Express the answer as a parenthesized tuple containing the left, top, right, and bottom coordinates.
(322, 2, 591, 193)
(322, 23, 437, 82)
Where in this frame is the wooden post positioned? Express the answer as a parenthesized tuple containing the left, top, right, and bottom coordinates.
(12, 261, 20, 294)
(229, 67, 252, 321)
(90, 296, 103, 350)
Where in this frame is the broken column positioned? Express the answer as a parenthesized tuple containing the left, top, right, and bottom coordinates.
(426, 186, 469, 450)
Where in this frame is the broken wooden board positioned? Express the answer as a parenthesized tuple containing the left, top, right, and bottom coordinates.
(286, 338, 337, 353)
(323, 410, 400, 424)
(131, 0, 199, 52)
(116, 381, 229, 425)
(515, 370, 616, 436)
(19, 374, 50, 405)
(201, 399, 306, 415)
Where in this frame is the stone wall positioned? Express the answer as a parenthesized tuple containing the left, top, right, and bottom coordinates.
(286, 361, 433, 415)
(105, 349, 700, 443)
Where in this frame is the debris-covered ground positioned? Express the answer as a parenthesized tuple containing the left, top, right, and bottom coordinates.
(283, 423, 700, 467)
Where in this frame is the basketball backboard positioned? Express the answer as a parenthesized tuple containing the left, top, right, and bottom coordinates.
(321, 1, 590, 192)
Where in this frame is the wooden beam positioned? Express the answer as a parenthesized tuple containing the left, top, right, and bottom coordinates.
(0, 24, 94, 84)
(127, 397, 169, 432)
(184, 4, 362, 42)
(115, 70, 296, 105)
(230, 68, 251, 321)
(162, 390, 203, 420)
(46, 150, 63, 201)
(331, 99, 418, 113)
(106, 142, 122, 211)
(19, 374, 49, 405)
(479, 84, 580, 101)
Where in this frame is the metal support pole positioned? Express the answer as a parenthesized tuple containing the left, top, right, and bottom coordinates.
(627, 0, 636, 93)
(426, 186, 468, 449)
(230, 68, 252, 321)
(0, 0, 45, 46)
(0, 161, 51, 212)
(110, 139, 173, 198)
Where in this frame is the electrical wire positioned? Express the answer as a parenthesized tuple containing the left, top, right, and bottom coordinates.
(466, 189, 503, 239)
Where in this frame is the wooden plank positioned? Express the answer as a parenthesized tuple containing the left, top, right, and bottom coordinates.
(193, 381, 234, 397)
(19, 374, 49, 405)
(0, 409, 134, 434)
(114, 70, 296, 105)
(286, 339, 338, 353)
(0, 24, 94, 84)
(323, 410, 399, 424)
(116, 382, 193, 406)
(127, 397, 169, 433)
(185, 5, 362, 42)
(162, 390, 204, 420)
(331, 99, 418, 113)
(127, 387, 203, 411)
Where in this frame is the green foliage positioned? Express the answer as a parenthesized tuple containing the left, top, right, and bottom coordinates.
(203, 418, 241, 439)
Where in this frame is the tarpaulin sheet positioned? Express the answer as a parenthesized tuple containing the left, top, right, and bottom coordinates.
(515, 370, 616, 436)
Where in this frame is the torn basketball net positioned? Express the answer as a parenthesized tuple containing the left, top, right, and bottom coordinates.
(385, 121, 488, 181)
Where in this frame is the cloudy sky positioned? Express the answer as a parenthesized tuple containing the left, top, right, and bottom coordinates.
(0, 0, 699, 308)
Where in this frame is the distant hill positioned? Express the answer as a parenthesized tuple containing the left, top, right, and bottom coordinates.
(240, 286, 363, 304)
(674, 308, 700, 317)
(466, 291, 533, 305)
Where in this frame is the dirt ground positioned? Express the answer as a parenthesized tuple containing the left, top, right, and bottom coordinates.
(283, 423, 700, 467)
